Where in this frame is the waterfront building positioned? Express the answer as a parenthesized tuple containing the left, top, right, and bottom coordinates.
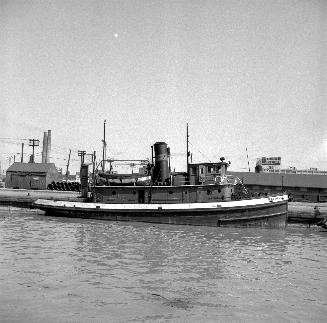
(5, 163, 59, 190)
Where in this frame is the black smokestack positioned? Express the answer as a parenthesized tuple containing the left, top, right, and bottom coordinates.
(153, 142, 170, 184)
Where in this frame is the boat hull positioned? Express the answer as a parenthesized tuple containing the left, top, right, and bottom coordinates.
(33, 195, 288, 228)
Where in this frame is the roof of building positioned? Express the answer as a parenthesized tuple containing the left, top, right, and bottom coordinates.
(6, 162, 57, 173)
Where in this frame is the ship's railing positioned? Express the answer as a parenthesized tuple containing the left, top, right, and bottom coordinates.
(264, 169, 327, 175)
(214, 175, 243, 185)
(198, 174, 243, 185)
(226, 175, 251, 199)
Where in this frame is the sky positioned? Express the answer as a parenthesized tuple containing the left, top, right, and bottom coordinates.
(1, 0, 326, 174)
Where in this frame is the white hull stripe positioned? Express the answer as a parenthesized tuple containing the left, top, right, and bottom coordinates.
(34, 195, 288, 211)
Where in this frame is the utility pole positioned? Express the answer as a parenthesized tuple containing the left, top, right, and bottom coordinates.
(78, 150, 86, 165)
(93, 151, 96, 172)
(29, 139, 39, 163)
(21, 143, 24, 163)
(102, 120, 107, 172)
(66, 149, 71, 181)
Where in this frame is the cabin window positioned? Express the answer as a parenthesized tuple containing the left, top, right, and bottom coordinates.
(200, 168, 204, 175)
(169, 191, 173, 195)
(218, 189, 221, 193)
(208, 166, 213, 174)
(133, 191, 136, 195)
(207, 190, 211, 195)
(222, 195, 224, 200)
(112, 191, 116, 196)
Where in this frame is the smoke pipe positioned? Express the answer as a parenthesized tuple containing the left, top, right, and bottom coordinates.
(42, 132, 48, 163)
(21, 143, 24, 163)
(46, 130, 51, 163)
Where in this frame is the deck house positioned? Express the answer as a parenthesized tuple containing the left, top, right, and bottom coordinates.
(188, 161, 229, 185)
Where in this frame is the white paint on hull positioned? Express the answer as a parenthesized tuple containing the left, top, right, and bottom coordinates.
(34, 194, 288, 211)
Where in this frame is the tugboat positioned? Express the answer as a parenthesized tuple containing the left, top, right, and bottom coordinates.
(34, 139, 288, 228)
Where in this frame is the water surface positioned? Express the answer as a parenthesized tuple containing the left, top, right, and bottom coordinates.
(0, 207, 326, 322)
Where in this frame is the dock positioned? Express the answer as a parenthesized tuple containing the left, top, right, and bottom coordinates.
(288, 202, 327, 224)
(0, 188, 82, 208)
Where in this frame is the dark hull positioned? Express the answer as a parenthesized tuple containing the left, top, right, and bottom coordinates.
(34, 199, 288, 228)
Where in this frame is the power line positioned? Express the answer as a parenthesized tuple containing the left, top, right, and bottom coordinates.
(0, 137, 30, 141)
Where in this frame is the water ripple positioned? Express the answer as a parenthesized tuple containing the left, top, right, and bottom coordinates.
(0, 207, 326, 322)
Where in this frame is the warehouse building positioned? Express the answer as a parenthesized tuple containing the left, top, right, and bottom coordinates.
(5, 163, 59, 190)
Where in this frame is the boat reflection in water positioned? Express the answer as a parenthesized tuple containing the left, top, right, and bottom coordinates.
(34, 141, 288, 228)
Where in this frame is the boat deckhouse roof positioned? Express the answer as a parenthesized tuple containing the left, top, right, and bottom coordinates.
(189, 162, 223, 167)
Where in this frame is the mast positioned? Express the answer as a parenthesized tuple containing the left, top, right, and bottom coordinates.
(102, 120, 106, 172)
(186, 123, 189, 173)
(246, 147, 250, 172)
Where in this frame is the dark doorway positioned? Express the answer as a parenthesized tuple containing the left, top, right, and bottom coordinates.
(138, 190, 145, 203)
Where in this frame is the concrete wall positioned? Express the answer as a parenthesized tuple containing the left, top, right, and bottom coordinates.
(228, 171, 327, 202)
(228, 171, 327, 189)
